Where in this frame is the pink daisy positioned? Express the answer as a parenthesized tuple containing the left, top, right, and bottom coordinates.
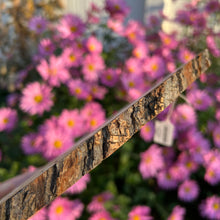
(105, 0, 130, 21)
(86, 36, 103, 54)
(143, 55, 166, 80)
(100, 68, 119, 87)
(171, 104, 197, 131)
(205, 0, 220, 13)
(128, 205, 153, 220)
(107, 19, 124, 36)
(21, 132, 43, 155)
(42, 126, 74, 160)
(48, 197, 84, 220)
(169, 163, 190, 183)
(57, 14, 85, 39)
(90, 84, 108, 100)
(28, 207, 47, 220)
(168, 205, 186, 220)
(20, 82, 53, 115)
(38, 38, 55, 56)
(159, 31, 178, 50)
(157, 170, 178, 190)
(187, 89, 212, 111)
(212, 126, 220, 148)
(0, 107, 18, 132)
(132, 41, 148, 60)
(61, 47, 82, 68)
(175, 10, 192, 25)
(139, 144, 164, 179)
(82, 54, 105, 82)
(125, 57, 142, 75)
(206, 35, 220, 57)
(87, 192, 113, 213)
(204, 161, 220, 185)
(65, 174, 90, 194)
(28, 16, 47, 34)
(200, 195, 220, 220)
(89, 211, 114, 220)
(58, 109, 84, 138)
(37, 55, 70, 87)
(178, 179, 199, 202)
(140, 121, 154, 142)
(68, 79, 90, 100)
(178, 47, 195, 64)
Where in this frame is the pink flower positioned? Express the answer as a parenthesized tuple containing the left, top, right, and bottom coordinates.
(128, 206, 153, 220)
(87, 192, 113, 213)
(0, 107, 18, 132)
(20, 82, 53, 115)
(178, 179, 199, 202)
(68, 79, 90, 100)
(125, 57, 142, 75)
(86, 36, 103, 54)
(100, 68, 119, 87)
(157, 170, 178, 190)
(212, 126, 220, 148)
(132, 41, 148, 60)
(143, 55, 166, 80)
(175, 10, 192, 25)
(178, 47, 195, 64)
(61, 47, 83, 68)
(42, 126, 74, 160)
(80, 102, 106, 133)
(58, 109, 84, 138)
(206, 35, 220, 57)
(107, 19, 124, 36)
(187, 89, 212, 111)
(169, 163, 190, 182)
(28, 16, 47, 34)
(159, 31, 178, 49)
(139, 144, 164, 179)
(204, 161, 220, 185)
(168, 206, 185, 220)
(37, 55, 70, 87)
(38, 38, 55, 56)
(57, 14, 85, 39)
(28, 207, 47, 220)
(65, 174, 90, 194)
(146, 15, 161, 29)
(21, 132, 43, 155)
(48, 197, 84, 220)
(205, 0, 220, 13)
(200, 195, 220, 220)
(171, 104, 197, 131)
(89, 211, 114, 220)
(140, 121, 154, 142)
(90, 84, 108, 100)
(82, 54, 105, 82)
(105, 0, 130, 21)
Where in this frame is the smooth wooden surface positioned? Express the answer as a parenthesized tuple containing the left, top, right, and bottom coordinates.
(0, 50, 211, 220)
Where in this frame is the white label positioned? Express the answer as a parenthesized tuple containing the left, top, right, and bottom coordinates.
(153, 120, 174, 147)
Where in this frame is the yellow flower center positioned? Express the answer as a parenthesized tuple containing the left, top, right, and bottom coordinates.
(186, 162, 192, 169)
(69, 54, 76, 62)
(34, 95, 43, 103)
(70, 26, 77, 32)
(152, 64, 158, 71)
(88, 44, 96, 51)
(133, 215, 140, 220)
(88, 64, 95, 71)
(86, 95, 93, 102)
(54, 140, 62, 149)
(128, 32, 136, 40)
(164, 37, 171, 45)
(145, 125, 150, 132)
(55, 205, 64, 215)
(3, 118, 9, 124)
(213, 202, 220, 210)
(128, 81, 135, 88)
(90, 119, 97, 127)
(209, 170, 215, 177)
(97, 196, 104, 202)
(114, 4, 120, 10)
(106, 74, 112, 81)
(49, 68, 57, 76)
(184, 186, 190, 193)
(145, 155, 152, 164)
(75, 87, 82, 94)
(67, 120, 75, 127)
(184, 54, 190, 61)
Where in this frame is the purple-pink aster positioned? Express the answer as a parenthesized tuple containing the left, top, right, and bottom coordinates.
(0, 107, 18, 132)
(140, 121, 154, 142)
(143, 55, 166, 80)
(167, 205, 186, 220)
(86, 36, 103, 54)
(28, 16, 47, 34)
(38, 38, 55, 56)
(159, 31, 178, 50)
(48, 197, 84, 220)
(205, 0, 220, 13)
(28, 207, 47, 220)
(37, 55, 70, 87)
(87, 192, 113, 213)
(169, 163, 190, 183)
(100, 68, 119, 87)
(82, 54, 105, 82)
(171, 104, 197, 131)
(128, 205, 153, 220)
(65, 174, 90, 194)
(57, 14, 85, 39)
(187, 89, 212, 111)
(178, 179, 199, 202)
(206, 35, 220, 57)
(125, 57, 142, 75)
(139, 144, 164, 179)
(157, 170, 178, 190)
(20, 82, 53, 115)
(212, 126, 220, 148)
(200, 195, 220, 220)
(178, 47, 195, 64)
(89, 211, 114, 220)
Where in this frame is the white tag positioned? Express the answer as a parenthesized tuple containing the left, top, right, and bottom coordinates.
(153, 120, 174, 147)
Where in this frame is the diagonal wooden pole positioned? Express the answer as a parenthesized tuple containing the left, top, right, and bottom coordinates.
(0, 50, 211, 220)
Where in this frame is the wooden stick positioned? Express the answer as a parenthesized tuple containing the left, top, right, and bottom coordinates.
(0, 50, 211, 220)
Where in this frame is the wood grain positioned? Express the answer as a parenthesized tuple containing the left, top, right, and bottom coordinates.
(0, 50, 211, 220)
